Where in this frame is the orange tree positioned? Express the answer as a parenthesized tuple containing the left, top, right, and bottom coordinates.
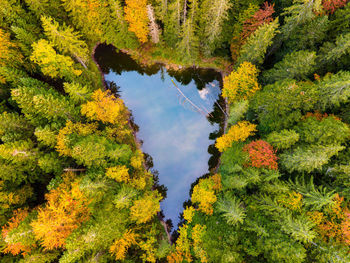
(124, 0, 149, 43)
(31, 174, 91, 250)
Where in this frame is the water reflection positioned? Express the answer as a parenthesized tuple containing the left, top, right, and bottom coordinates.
(95, 44, 224, 228)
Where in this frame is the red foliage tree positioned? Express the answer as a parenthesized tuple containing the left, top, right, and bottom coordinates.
(241, 2, 275, 40)
(243, 140, 278, 170)
(322, 0, 349, 14)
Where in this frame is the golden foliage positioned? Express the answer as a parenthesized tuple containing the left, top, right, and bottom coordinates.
(56, 121, 98, 156)
(81, 89, 128, 125)
(222, 62, 260, 103)
(277, 191, 303, 211)
(30, 39, 82, 78)
(215, 121, 257, 152)
(109, 230, 138, 261)
(313, 194, 350, 246)
(139, 236, 157, 263)
(0, 28, 23, 67)
(2, 208, 33, 256)
(183, 206, 196, 223)
(130, 191, 162, 224)
(124, 0, 149, 43)
(211, 173, 222, 192)
(106, 165, 130, 183)
(192, 224, 208, 263)
(191, 178, 217, 215)
(307, 211, 324, 226)
(31, 176, 91, 250)
(130, 150, 144, 170)
(173, 225, 192, 262)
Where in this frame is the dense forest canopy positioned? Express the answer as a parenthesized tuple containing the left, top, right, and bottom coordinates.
(0, 0, 349, 262)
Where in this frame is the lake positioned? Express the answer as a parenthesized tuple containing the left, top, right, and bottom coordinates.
(94, 44, 225, 228)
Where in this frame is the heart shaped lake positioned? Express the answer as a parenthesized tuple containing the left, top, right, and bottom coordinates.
(95, 44, 225, 228)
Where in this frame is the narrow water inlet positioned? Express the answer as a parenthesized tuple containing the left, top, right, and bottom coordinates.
(94, 44, 225, 228)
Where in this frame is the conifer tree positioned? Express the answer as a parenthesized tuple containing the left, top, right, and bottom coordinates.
(40, 16, 89, 66)
(177, 0, 199, 61)
(280, 145, 345, 173)
(163, 0, 184, 47)
(316, 71, 350, 110)
(0, 28, 23, 69)
(319, 32, 350, 65)
(11, 78, 79, 124)
(262, 50, 317, 84)
(266, 129, 300, 150)
(199, 0, 232, 55)
(217, 196, 246, 225)
(237, 18, 279, 66)
(30, 39, 82, 80)
(61, 0, 104, 42)
(0, 112, 33, 143)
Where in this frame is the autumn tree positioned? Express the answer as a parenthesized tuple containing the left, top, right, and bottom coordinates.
(0, 28, 23, 68)
(241, 2, 275, 40)
(81, 89, 129, 125)
(1, 208, 35, 256)
(31, 175, 91, 250)
(322, 0, 349, 14)
(130, 191, 162, 224)
(191, 175, 221, 215)
(124, 0, 149, 43)
(110, 230, 138, 260)
(30, 39, 82, 80)
(216, 121, 257, 152)
(222, 61, 260, 104)
(243, 140, 278, 170)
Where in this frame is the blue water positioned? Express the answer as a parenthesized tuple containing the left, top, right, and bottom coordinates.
(96, 45, 224, 227)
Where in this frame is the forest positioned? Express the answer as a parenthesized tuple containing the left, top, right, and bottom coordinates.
(0, 0, 349, 262)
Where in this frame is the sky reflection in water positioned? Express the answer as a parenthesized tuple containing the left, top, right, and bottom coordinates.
(99, 47, 223, 227)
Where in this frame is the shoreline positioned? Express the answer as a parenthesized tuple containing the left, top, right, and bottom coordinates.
(92, 42, 228, 245)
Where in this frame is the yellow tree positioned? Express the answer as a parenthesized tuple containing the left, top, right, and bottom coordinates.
(109, 230, 138, 261)
(81, 89, 129, 125)
(130, 191, 162, 224)
(31, 174, 91, 250)
(222, 62, 260, 104)
(215, 121, 257, 152)
(191, 177, 217, 215)
(124, 0, 149, 43)
(30, 39, 82, 80)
